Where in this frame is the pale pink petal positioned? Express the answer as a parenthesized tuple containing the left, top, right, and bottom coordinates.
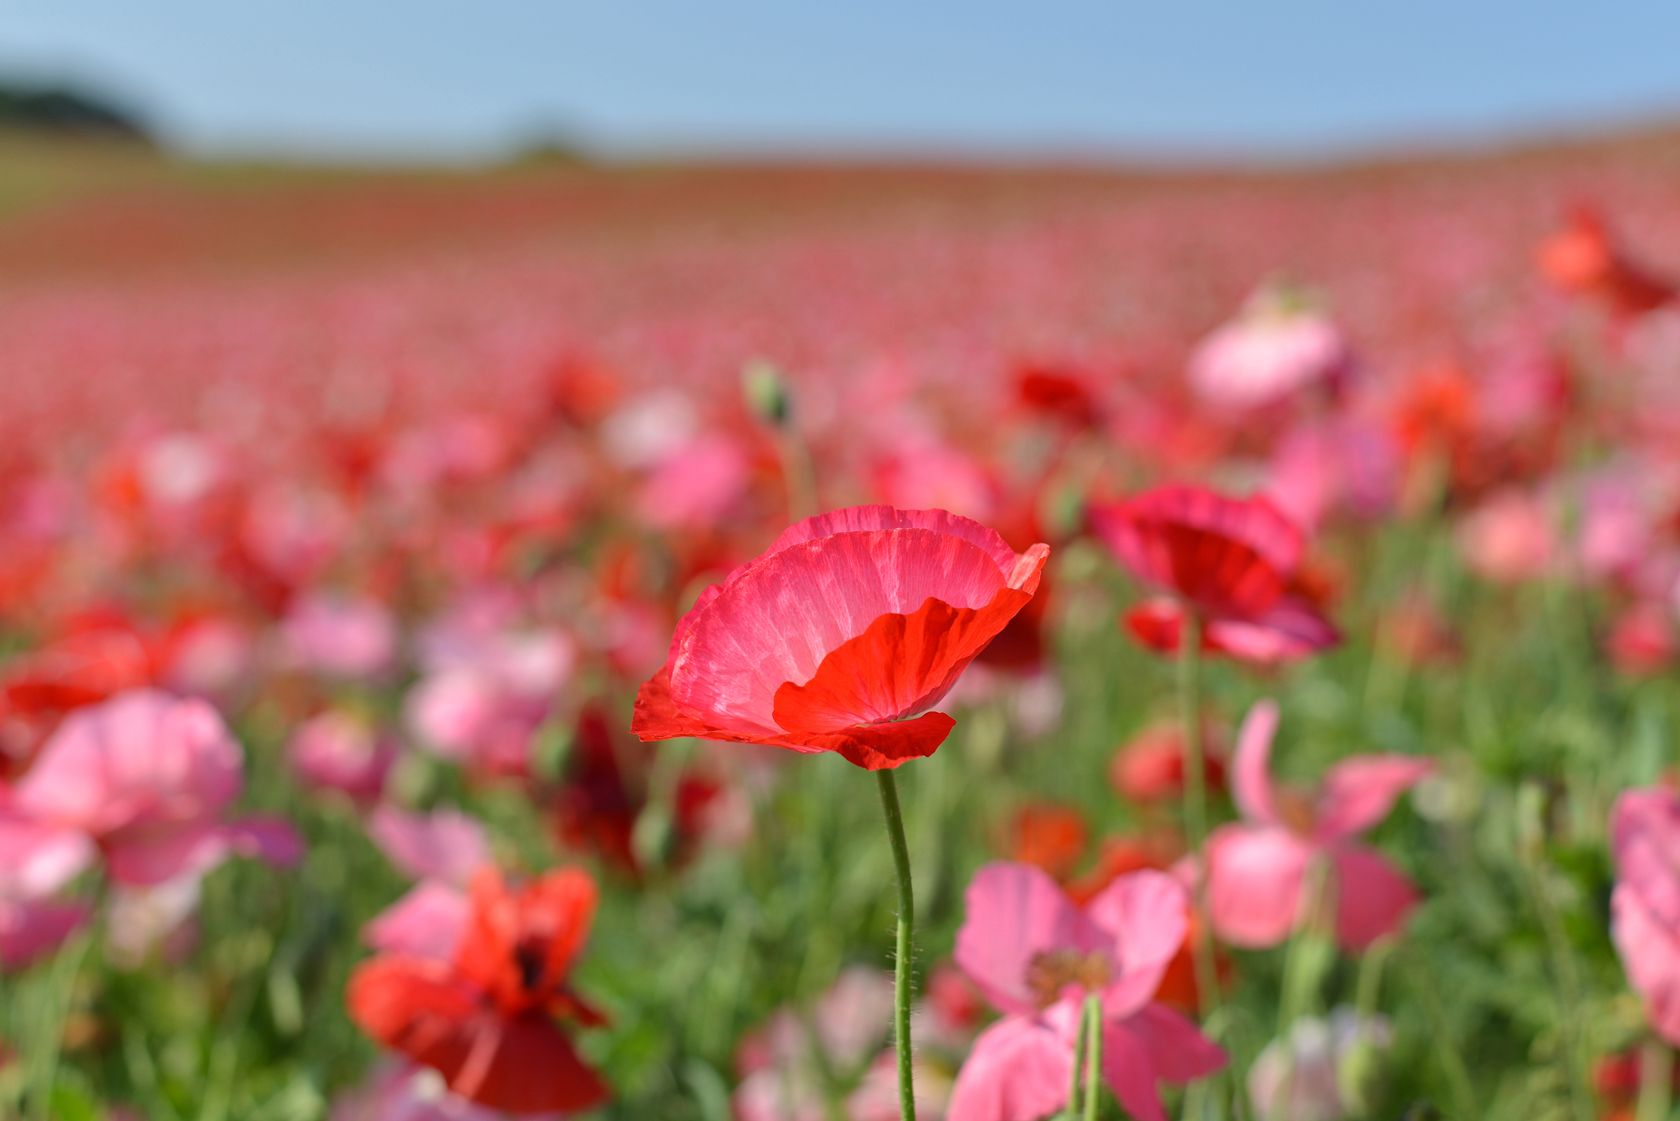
(1085, 870, 1188, 1019)
(368, 805, 490, 887)
(1312, 755, 1433, 842)
(1205, 824, 1313, 948)
(0, 898, 88, 969)
(0, 814, 96, 898)
(1331, 844, 1420, 950)
(764, 506, 1023, 577)
(946, 1016, 1070, 1121)
(1231, 699, 1282, 827)
(1613, 789, 1680, 931)
(363, 880, 471, 961)
(955, 862, 1105, 1016)
(1206, 599, 1340, 663)
(1614, 881, 1680, 1045)
(16, 689, 243, 838)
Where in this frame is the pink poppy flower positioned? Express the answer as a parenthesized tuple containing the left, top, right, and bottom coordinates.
(289, 711, 398, 802)
(1188, 289, 1350, 412)
(1088, 485, 1338, 664)
(947, 862, 1225, 1121)
(281, 593, 398, 681)
(1611, 787, 1680, 1044)
(368, 805, 491, 888)
(633, 506, 1049, 771)
(0, 811, 94, 968)
(1456, 489, 1554, 584)
(12, 689, 302, 886)
(1205, 700, 1431, 950)
(634, 432, 752, 529)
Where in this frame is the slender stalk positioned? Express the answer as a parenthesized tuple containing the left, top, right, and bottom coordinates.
(1637, 1036, 1672, 1121)
(876, 769, 917, 1121)
(32, 931, 91, 1121)
(1176, 610, 1221, 1018)
(1082, 995, 1103, 1121)
(1525, 854, 1593, 1121)
(1065, 999, 1088, 1120)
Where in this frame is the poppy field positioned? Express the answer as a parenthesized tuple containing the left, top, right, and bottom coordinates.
(4, 132, 1680, 1121)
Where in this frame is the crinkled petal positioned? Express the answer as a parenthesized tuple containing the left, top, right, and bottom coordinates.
(772, 588, 1033, 730)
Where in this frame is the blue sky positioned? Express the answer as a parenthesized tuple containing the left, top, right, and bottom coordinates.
(3, 0, 1678, 161)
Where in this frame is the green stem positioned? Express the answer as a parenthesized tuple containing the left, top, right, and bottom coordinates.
(876, 769, 917, 1121)
(1177, 611, 1221, 1019)
(32, 930, 91, 1121)
(1524, 853, 1593, 1121)
(1406, 947, 1478, 1121)
(1082, 995, 1103, 1121)
(1065, 1000, 1088, 1120)
(1637, 1036, 1672, 1121)
(1274, 857, 1331, 1036)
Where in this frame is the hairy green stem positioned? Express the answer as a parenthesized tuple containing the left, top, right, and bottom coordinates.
(1082, 995, 1103, 1121)
(876, 769, 917, 1121)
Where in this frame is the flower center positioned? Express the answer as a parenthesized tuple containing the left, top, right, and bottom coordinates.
(1025, 949, 1111, 1006)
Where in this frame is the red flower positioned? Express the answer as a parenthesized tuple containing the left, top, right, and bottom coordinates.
(1110, 719, 1226, 804)
(633, 506, 1049, 770)
(347, 867, 610, 1115)
(1538, 206, 1673, 319)
(1087, 485, 1338, 663)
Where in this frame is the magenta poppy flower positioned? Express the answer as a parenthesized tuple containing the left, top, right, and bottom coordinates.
(633, 506, 1049, 770)
(12, 689, 302, 885)
(1088, 485, 1338, 664)
(947, 862, 1224, 1121)
(1205, 700, 1432, 950)
(1611, 787, 1680, 1044)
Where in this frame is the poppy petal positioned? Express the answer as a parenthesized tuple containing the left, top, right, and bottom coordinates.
(772, 588, 1033, 732)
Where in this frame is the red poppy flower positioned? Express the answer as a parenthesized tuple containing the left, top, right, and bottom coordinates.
(1538, 205, 1673, 319)
(347, 867, 610, 1115)
(1087, 485, 1338, 663)
(633, 506, 1050, 770)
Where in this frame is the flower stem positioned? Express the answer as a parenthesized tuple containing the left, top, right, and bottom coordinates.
(1637, 1036, 1672, 1121)
(876, 768, 917, 1121)
(1082, 995, 1103, 1121)
(1176, 611, 1221, 1019)
(1065, 1000, 1088, 1120)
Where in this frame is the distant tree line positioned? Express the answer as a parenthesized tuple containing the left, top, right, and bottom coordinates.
(0, 81, 151, 142)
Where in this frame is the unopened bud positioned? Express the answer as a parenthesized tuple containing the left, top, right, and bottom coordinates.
(742, 360, 792, 428)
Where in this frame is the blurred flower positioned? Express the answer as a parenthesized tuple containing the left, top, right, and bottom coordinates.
(1089, 484, 1339, 663)
(1206, 699, 1431, 950)
(633, 506, 1048, 770)
(1457, 488, 1555, 584)
(281, 593, 398, 680)
(633, 432, 751, 530)
(1006, 804, 1088, 882)
(1110, 718, 1226, 804)
(348, 867, 610, 1115)
(1538, 206, 1674, 320)
(1606, 602, 1676, 676)
(331, 1060, 531, 1121)
(1247, 1008, 1392, 1121)
(368, 806, 491, 888)
(1188, 285, 1350, 412)
(1611, 787, 1680, 1045)
(289, 711, 398, 802)
(1263, 418, 1399, 534)
(947, 862, 1225, 1121)
(12, 689, 302, 886)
